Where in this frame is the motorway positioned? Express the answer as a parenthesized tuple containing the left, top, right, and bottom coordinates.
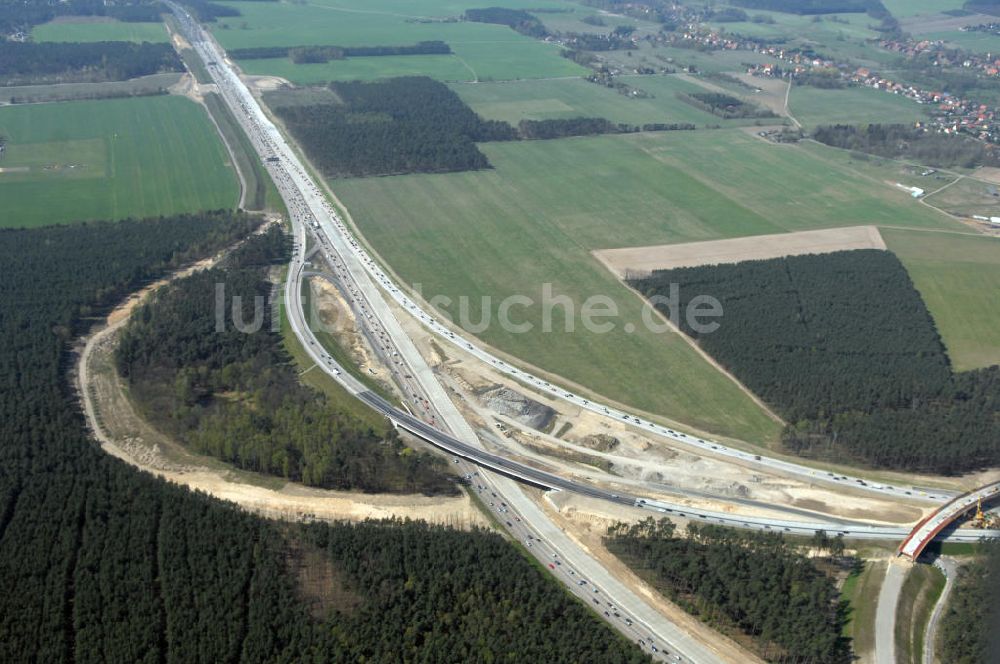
(167, 7, 735, 661)
(168, 2, 959, 509)
(167, 5, 996, 661)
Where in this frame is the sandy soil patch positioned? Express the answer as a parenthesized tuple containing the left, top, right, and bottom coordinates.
(247, 75, 291, 91)
(159, 470, 486, 527)
(973, 166, 1000, 185)
(169, 29, 191, 52)
(734, 73, 790, 117)
(81, 317, 485, 527)
(308, 275, 393, 379)
(75, 245, 486, 529)
(388, 297, 929, 526)
(594, 225, 887, 277)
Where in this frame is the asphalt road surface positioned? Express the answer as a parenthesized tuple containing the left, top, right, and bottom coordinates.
(875, 561, 907, 664)
(164, 6, 998, 660)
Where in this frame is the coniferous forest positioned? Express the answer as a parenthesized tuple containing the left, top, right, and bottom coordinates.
(631, 250, 1000, 473)
(275, 76, 517, 178)
(0, 213, 653, 662)
(606, 518, 849, 664)
(0, 41, 182, 85)
(0, 0, 164, 34)
(116, 226, 456, 494)
(938, 540, 1000, 664)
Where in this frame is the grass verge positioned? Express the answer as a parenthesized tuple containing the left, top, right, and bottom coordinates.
(277, 287, 390, 432)
(202, 91, 273, 211)
(841, 560, 887, 659)
(896, 563, 946, 664)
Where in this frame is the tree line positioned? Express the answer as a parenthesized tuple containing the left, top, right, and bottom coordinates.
(274, 76, 701, 177)
(115, 226, 457, 495)
(965, 1, 1000, 17)
(562, 28, 636, 52)
(464, 7, 548, 38)
(0, 212, 652, 662)
(631, 250, 1000, 474)
(229, 41, 451, 62)
(812, 124, 1000, 169)
(606, 517, 849, 664)
(0, 0, 163, 35)
(939, 540, 1000, 663)
(0, 41, 181, 85)
(174, 0, 242, 22)
(518, 117, 695, 139)
(677, 91, 777, 119)
(275, 76, 517, 178)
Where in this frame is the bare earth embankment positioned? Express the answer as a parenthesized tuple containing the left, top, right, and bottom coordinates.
(74, 258, 487, 529)
(594, 225, 887, 277)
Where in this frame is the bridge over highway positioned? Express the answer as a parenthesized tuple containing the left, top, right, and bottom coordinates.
(898, 482, 1000, 560)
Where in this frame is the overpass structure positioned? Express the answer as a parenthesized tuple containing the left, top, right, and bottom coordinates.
(164, 1, 962, 509)
(167, 0, 1000, 548)
(898, 482, 1000, 560)
(166, 6, 998, 658)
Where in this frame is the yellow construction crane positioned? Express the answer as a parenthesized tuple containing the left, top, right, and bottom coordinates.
(971, 497, 1000, 529)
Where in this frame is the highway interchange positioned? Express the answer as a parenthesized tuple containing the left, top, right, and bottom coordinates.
(167, 4, 998, 660)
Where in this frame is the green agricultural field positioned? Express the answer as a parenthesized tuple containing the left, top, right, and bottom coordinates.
(923, 175, 1000, 218)
(452, 74, 767, 126)
(883, 0, 967, 19)
(534, 6, 653, 35)
(796, 138, 959, 190)
(926, 29, 1000, 56)
(708, 12, 879, 42)
(884, 228, 1000, 371)
(0, 73, 183, 104)
(332, 130, 959, 442)
(789, 85, 929, 127)
(0, 96, 239, 227)
(706, 10, 897, 65)
(240, 54, 475, 84)
(601, 42, 780, 75)
(213, 0, 585, 81)
(32, 17, 168, 43)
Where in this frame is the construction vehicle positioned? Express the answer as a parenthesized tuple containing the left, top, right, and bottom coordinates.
(970, 497, 1000, 529)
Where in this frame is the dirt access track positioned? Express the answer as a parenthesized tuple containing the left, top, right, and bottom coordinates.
(74, 245, 487, 530)
(594, 225, 887, 278)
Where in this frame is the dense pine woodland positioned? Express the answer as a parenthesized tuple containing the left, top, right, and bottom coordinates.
(939, 540, 1000, 664)
(464, 7, 549, 38)
(116, 226, 456, 494)
(274, 77, 696, 176)
(0, 213, 652, 662)
(174, 0, 241, 22)
(678, 92, 776, 119)
(275, 76, 517, 178)
(0, 41, 181, 84)
(813, 124, 1000, 168)
(606, 518, 849, 664)
(517, 117, 695, 139)
(230, 41, 452, 62)
(0, 0, 164, 34)
(631, 250, 1000, 473)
